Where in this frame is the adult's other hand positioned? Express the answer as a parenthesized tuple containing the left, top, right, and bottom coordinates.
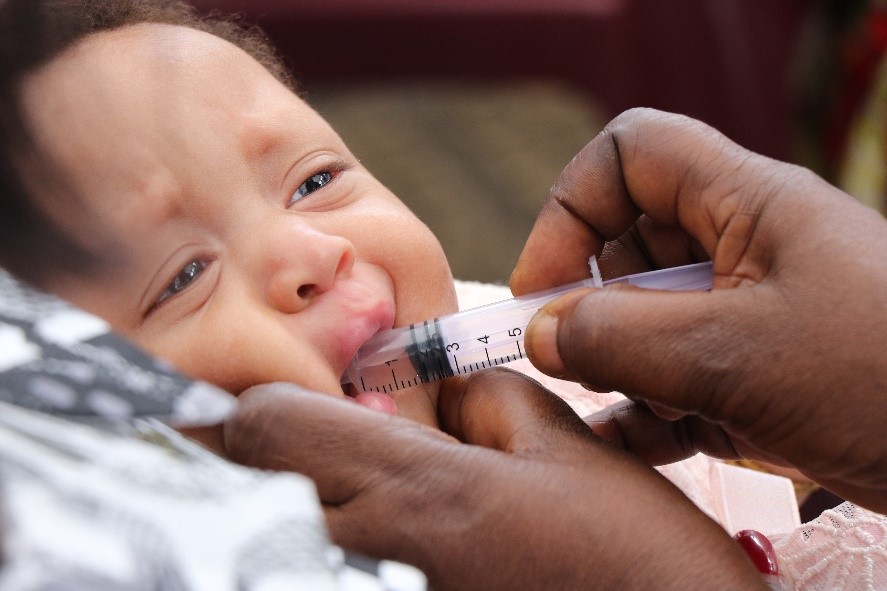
(225, 372, 764, 591)
(510, 108, 887, 512)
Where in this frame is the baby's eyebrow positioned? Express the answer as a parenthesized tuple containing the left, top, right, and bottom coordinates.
(237, 111, 289, 169)
(120, 182, 182, 228)
(242, 129, 283, 165)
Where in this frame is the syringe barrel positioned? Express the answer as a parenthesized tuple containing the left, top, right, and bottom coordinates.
(429, 277, 603, 374)
(345, 261, 713, 393)
(345, 276, 599, 393)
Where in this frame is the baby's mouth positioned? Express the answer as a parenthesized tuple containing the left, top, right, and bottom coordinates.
(329, 295, 396, 380)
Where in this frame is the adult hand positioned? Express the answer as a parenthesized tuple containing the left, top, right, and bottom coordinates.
(510, 108, 887, 512)
(225, 372, 764, 591)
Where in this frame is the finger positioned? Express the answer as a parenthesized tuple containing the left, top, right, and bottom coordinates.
(225, 383, 480, 564)
(510, 123, 632, 292)
(524, 281, 840, 465)
(437, 368, 596, 458)
(584, 399, 735, 464)
(510, 108, 785, 295)
(584, 400, 794, 467)
(523, 283, 780, 425)
(224, 382, 452, 505)
(596, 217, 707, 281)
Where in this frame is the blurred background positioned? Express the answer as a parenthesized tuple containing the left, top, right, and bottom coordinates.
(191, 0, 883, 285)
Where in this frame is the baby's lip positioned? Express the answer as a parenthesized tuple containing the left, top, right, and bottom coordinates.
(330, 297, 396, 376)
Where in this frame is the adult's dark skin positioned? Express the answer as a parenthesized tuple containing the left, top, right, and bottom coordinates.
(225, 372, 765, 590)
(511, 108, 887, 513)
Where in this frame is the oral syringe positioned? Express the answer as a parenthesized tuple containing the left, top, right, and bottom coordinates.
(343, 260, 713, 394)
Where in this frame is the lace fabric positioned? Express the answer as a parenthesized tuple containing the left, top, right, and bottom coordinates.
(772, 503, 887, 591)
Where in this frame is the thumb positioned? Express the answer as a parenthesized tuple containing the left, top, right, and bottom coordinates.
(524, 283, 763, 422)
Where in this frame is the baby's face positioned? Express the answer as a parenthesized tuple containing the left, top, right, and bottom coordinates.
(21, 24, 457, 425)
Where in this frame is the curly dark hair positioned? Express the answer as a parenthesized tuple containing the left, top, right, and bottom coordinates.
(0, 0, 294, 285)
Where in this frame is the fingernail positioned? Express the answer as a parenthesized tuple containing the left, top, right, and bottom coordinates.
(734, 529, 779, 576)
(586, 420, 624, 446)
(525, 309, 567, 378)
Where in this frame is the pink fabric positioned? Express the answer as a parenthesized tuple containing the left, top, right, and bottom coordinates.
(454, 280, 887, 590)
(772, 503, 887, 591)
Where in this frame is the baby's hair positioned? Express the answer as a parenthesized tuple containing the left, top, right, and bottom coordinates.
(0, 0, 295, 286)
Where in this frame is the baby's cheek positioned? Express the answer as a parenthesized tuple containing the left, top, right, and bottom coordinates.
(348, 196, 456, 316)
(395, 227, 457, 316)
(133, 329, 259, 395)
(132, 316, 343, 398)
(179, 345, 346, 398)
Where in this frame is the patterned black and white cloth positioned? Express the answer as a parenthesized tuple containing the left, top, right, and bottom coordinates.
(0, 268, 235, 427)
(0, 268, 426, 591)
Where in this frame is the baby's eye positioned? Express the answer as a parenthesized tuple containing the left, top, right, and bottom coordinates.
(156, 260, 206, 306)
(289, 171, 333, 206)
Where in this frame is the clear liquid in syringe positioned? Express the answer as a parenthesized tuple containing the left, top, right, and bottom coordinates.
(344, 261, 714, 394)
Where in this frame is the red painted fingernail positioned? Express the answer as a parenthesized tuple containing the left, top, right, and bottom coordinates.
(734, 529, 779, 576)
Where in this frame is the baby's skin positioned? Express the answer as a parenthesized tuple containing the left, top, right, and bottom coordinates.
(20, 23, 459, 437)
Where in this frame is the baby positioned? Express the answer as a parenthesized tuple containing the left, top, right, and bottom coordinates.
(3, 0, 458, 430)
(5, 4, 887, 589)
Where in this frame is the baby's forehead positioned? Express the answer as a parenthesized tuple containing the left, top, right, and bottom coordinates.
(32, 23, 262, 94)
(19, 20, 334, 242)
(21, 21, 298, 175)
(19, 24, 283, 237)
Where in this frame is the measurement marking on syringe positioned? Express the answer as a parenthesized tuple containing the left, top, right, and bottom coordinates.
(438, 358, 449, 380)
(344, 263, 711, 391)
(458, 345, 526, 375)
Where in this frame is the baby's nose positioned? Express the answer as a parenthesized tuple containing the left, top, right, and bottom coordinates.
(264, 236, 355, 314)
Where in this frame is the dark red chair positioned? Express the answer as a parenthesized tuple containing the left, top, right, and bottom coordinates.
(193, 0, 815, 161)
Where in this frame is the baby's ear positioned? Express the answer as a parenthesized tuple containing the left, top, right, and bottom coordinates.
(0, 267, 236, 428)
